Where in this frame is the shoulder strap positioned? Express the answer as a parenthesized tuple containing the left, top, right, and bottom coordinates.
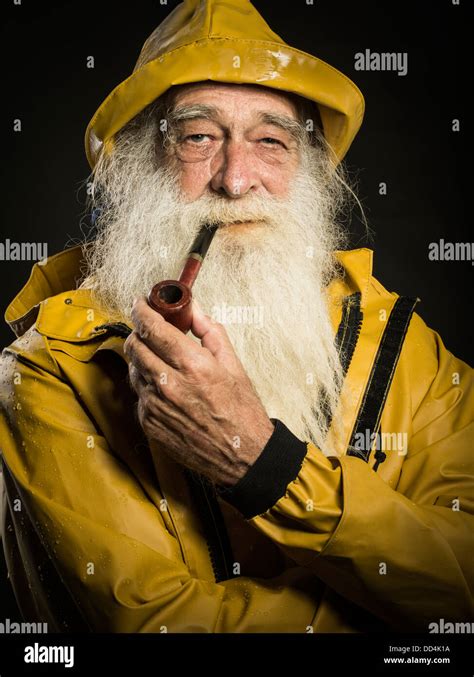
(346, 295, 419, 466)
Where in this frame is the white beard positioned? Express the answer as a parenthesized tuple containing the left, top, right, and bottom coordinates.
(79, 111, 350, 455)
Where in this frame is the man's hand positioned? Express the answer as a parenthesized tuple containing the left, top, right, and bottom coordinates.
(123, 297, 275, 487)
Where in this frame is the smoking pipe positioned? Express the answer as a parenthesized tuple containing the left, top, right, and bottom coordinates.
(147, 224, 218, 333)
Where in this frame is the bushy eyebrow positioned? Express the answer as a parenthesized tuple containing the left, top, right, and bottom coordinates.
(167, 104, 304, 144)
(257, 112, 305, 143)
(168, 103, 219, 123)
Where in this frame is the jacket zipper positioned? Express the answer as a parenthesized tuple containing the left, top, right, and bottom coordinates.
(336, 292, 363, 377)
(322, 292, 363, 431)
(183, 469, 236, 583)
(93, 322, 132, 338)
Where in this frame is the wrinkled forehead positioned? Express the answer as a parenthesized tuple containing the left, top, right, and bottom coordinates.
(161, 81, 322, 127)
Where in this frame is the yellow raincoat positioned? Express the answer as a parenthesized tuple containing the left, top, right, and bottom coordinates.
(1, 0, 473, 633)
(0, 245, 473, 632)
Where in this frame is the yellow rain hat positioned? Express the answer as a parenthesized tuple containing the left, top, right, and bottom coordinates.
(85, 0, 365, 169)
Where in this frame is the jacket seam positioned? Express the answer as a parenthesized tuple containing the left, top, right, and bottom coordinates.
(3, 333, 67, 384)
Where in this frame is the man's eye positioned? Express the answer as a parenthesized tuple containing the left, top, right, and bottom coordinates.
(184, 134, 211, 143)
(260, 137, 285, 147)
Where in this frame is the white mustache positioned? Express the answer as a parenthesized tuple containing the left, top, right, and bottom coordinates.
(176, 192, 290, 236)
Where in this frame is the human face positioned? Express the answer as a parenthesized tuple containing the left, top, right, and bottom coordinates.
(165, 83, 302, 212)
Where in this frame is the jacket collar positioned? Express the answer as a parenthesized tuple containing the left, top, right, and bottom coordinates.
(4, 244, 374, 340)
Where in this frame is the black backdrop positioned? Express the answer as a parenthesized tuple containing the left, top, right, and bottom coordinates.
(0, 0, 471, 620)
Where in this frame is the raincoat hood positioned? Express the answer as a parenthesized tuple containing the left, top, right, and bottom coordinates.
(85, 0, 365, 169)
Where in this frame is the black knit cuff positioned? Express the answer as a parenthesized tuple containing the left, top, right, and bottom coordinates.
(216, 418, 308, 519)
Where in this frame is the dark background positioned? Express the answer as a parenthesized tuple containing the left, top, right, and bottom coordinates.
(0, 0, 471, 620)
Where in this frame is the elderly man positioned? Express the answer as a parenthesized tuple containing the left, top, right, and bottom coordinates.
(1, 0, 472, 633)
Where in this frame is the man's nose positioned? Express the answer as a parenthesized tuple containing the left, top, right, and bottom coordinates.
(210, 141, 260, 197)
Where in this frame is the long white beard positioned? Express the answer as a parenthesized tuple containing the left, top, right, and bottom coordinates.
(79, 112, 350, 455)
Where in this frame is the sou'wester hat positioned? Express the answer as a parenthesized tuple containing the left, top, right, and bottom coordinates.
(85, 0, 365, 169)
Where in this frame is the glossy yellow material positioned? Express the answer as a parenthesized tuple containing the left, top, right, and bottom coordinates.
(1, 246, 473, 632)
(84, 0, 365, 169)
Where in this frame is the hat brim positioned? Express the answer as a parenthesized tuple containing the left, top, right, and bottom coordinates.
(85, 37, 364, 169)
